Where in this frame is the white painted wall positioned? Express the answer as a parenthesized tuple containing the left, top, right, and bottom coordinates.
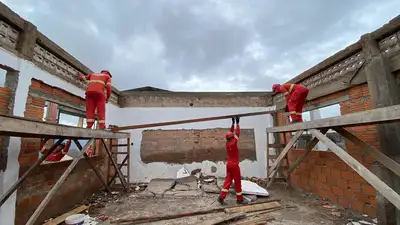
(0, 48, 120, 224)
(116, 107, 275, 183)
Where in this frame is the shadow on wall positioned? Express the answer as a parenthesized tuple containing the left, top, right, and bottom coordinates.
(140, 128, 257, 164)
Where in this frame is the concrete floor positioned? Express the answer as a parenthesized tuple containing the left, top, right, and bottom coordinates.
(85, 182, 377, 225)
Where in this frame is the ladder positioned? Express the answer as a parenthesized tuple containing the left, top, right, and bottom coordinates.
(267, 132, 290, 184)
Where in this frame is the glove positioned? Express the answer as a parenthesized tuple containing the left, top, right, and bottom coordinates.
(284, 105, 289, 112)
(235, 117, 240, 124)
(232, 117, 235, 124)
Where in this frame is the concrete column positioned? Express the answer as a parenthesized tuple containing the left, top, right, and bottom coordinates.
(15, 21, 37, 60)
(362, 33, 400, 225)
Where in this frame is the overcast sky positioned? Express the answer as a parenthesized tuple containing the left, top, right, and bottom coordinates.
(4, 0, 400, 92)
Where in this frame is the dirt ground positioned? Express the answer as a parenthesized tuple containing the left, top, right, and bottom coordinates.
(85, 182, 376, 225)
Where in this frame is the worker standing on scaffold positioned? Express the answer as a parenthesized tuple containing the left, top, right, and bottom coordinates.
(218, 116, 248, 205)
(78, 70, 112, 129)
(272, 83, 309, 123)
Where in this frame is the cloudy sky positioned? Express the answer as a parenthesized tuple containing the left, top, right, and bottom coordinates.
(4, 0, 400, 92)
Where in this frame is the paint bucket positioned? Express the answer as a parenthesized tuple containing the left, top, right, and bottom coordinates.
(65, 214, 86, 225)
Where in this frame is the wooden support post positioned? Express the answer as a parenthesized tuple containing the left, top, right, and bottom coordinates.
(287, 128, 329, 175)
(267, 130, 304, 188)
(73, 139, 111, 193)
(334, 127, 400, 178)
(0, 139, 64, 208)
(362, 33, 400, 224)
(101, 139, 128, 192)
(26, 139, 95, 225)
(126, 137, 131, 184)
(309, 129, 400, 211)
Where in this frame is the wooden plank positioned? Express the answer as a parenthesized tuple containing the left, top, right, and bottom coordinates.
(114, 110, 275, 131)
(287, 128, 329, 175)
(43, 205, 89, 225)
(309, 129, 400, 210)
(334, 127, 400, 178)
(26, 139, 94, 225)
(0, 114, 130, 139)
(233, 215, 275, 225)
(266, 133, 270, 184)
(107, 155, 129, 187)
(225, 201, 281, 214)
(269, 143, 286, 148)
(198, 212, 246, 225)
(265, 104, 400, 133)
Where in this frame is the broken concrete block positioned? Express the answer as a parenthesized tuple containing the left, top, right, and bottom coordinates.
(136, 190, 156, 198)
(175, 175, 198, 190)
(201, 184, 220, 194)
(173, 190, 204, 197)
(146, 178, 176, 197)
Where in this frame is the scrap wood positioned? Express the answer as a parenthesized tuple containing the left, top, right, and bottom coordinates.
(225, 201, 281, 214)
(198, 212, 246, 225)
(233, 215, 275, 225)
(43, 204, 90, 225)
(110, 199, 280, 224)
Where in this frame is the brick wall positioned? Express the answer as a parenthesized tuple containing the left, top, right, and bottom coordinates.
(15, 79, 111, 225)
(0, 87, 11, 147)
(140, 129, 256, 163)
(282, 84, 379, 216)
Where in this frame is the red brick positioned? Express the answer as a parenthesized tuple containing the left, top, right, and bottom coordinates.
(330, 169, 341, 179)
(356, 193, 370, 203)
(0, 87, 10, 96)
(336, 179, 348, 188)
(338, 197, 350, 208)
(332, 186, 343, 196)
(353, 173, 366, 183)
(343, 188, 355, 199)
(362, 184, 376, 196)
(321, 183, 332, 192)
(318, 174, 327, 183)
(350, 201, 364, 213)
(333, 162, 348, 170)
(363, 204, 376, 217)
(347, 181, 361, 191)
(341, 171, 354, 180)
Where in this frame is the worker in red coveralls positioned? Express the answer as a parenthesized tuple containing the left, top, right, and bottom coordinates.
(218, 117, 248, 205)
(78, 70, 112, 129)
(272, 83, 309, 123)
(40, 139, 72, 162)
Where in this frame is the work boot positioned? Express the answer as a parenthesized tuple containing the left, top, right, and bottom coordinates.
(217, 196, 227, 205)
(236, 199, 249, 205)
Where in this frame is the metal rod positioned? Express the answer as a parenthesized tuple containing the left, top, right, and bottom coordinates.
(73, 139, 111, 193)
(0, 138, 64, 208)
(26, 139, 94, 225)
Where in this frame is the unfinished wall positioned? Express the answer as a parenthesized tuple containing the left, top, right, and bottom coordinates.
(0, 48, 121, 225)
(281, 84, 378, 216)
(140, 128, 257, 163)
(117, 106, 273, 182)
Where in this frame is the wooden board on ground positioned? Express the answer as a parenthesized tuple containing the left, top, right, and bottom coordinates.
(43, 205, 89, 225)
(198, 212, 246, 225)
(225, 201, 281, 214)
(233, 215, 275, 225)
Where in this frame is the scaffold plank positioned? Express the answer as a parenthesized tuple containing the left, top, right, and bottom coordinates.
(0, 114, 130, 139)
(266, 104, 400, 133)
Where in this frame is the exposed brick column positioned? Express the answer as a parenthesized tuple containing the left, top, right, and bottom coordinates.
(362, 33, 400, 225)
(0, 70, 19, 171)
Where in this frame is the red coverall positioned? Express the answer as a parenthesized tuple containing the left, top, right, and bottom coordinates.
(278, 83, 309, 122)
(40, 140, 71, 162)
(219, 124, 243, 201)
(79, 72, 112, 129)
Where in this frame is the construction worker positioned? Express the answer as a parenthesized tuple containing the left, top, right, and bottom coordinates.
(40, 139, 72, 162)
(78, 70, 112, 129)
(218, 117, 248, 205)
(272, 83, 309, 123)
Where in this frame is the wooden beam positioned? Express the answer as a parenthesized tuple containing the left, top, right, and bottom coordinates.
(114, 110, 275, 131)
(266, 104, 400, 133)
(267, 130, 304, 188)
(101, 139, 128, 192)
(287, 128, 329, 175)
(0, 114, 130, 139)
(333, 127, 400, 178)
(26, 139, 95, 225)
(309, 129, 400, 210)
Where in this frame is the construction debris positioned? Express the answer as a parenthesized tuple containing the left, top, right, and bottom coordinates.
(43, 205, 90, 225)
(198, 212, 246, 225)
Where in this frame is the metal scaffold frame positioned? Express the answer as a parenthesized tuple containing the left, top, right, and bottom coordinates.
(0, 114, 131, 225)
(266, 104, 400, 211)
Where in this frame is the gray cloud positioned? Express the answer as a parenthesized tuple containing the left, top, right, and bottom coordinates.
(4, 0, 400, 91)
